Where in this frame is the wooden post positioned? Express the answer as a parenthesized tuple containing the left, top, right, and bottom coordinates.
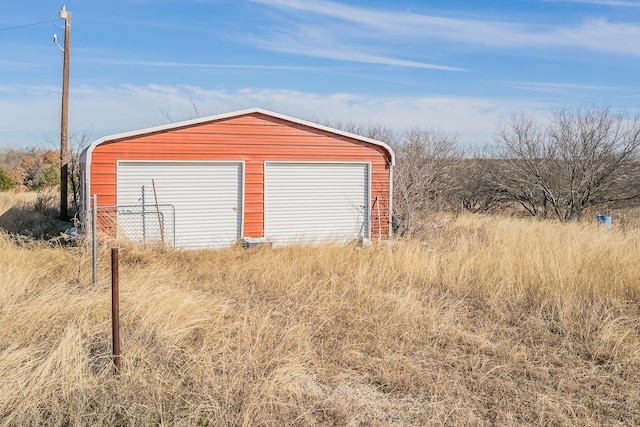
(111, 248, 121, 375)
(59, 6, 71, 220)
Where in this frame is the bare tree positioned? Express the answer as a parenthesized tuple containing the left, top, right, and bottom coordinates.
(451, 155, 501, 214)
(320, 120, 396, 144)
(154, 88, 203, 124)
(43, 129, 91, 217)
(67, 130, 91, 215)
(491, 114, 555, 217)
(392, 129, 460, 235)
(326, 121, 461, 235)
(492, 107, 640, 220)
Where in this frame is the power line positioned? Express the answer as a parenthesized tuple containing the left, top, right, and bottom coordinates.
(0, 19, 57, 33)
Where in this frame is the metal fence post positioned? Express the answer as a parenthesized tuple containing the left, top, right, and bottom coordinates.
(111, 247, 121, 375)
(92, 194, 98, 287)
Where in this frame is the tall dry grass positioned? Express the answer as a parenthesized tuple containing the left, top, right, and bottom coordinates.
(0, 192, 638, 425)
(0, 190, 68, 239)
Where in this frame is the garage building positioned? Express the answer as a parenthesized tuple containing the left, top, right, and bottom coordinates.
(79, 108, 395, 249)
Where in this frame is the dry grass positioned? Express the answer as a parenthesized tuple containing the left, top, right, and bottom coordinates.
(0, 191, 70, 239)
(0, 192, 639, 426)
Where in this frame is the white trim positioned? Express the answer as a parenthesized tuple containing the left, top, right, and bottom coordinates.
(240, 161, 246, 239)
(82, 161, 91, 221)
(389, 164, 394, 239)
(367, 162, 373, 240)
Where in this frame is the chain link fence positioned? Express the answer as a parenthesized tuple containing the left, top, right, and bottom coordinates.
(94, 204, 176, 247)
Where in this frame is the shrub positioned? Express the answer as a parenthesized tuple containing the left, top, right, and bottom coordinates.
(35, 163, 60, 190)
(0, 168, 14, 191)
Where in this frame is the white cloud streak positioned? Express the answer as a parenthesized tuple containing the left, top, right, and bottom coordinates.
(248, 33, 467, 71)
(84, 58, 325, 71)
(250, 0, 640, 57)
(549, 0, 640, 7)
(506, 81, 626, 93)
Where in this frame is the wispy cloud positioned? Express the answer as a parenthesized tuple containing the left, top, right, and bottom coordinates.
(248, 30, 467, 71)
(245, 0, 467, 70)
(506, 81, 626, 93)
(548, 0, 640, 7)
(0, 60, 50, 69)
(84, 58, 325, 71)
(250, 0, 640, 57)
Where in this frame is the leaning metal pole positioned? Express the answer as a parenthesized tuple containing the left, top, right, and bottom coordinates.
(92, 194, 97, 287)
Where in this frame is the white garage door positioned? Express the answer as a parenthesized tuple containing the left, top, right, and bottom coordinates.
(117, 161, 243, 249)
(264, 162, 370, 245)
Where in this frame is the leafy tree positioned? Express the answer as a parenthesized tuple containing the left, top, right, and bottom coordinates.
(20, 150, 60, 190)
(0, 168, 14, 191)
(36, 163, 60, 189)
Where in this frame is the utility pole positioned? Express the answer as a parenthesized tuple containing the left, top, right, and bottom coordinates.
(58, 4, 71, 220)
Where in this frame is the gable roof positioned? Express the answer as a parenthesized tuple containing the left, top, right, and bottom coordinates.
(80, 107, 395, 165)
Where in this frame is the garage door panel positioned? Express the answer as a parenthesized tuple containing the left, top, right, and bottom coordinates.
(117, 161, 242, 249)
(264, 162, 369, 245)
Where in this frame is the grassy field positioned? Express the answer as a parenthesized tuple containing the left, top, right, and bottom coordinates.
(0, 192, 639, 426)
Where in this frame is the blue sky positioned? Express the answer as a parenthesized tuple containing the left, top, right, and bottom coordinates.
(1, 0, 639, 148)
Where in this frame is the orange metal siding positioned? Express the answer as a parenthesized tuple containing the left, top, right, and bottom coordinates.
(89, 112, 392, 239)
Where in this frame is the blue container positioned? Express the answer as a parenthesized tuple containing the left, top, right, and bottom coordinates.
(596, 214, 612, 227)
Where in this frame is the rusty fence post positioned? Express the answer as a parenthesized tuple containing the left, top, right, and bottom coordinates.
(111, 248, 121, 375)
